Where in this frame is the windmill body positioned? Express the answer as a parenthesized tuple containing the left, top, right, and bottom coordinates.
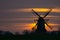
(35, 17, 46, 33)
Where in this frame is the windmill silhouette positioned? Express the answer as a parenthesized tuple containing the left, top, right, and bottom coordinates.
(32, 9, 52, 33)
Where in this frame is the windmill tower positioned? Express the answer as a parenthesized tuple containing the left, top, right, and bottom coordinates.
(32, 9, 52, 33)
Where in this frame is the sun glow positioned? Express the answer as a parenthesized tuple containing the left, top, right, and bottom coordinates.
(28, 23, 36, 27)
(27, 23, 36, 28)
(25, 23, 37, 31)
(27, 23, 59, 31)
(32, 8, 50, 12)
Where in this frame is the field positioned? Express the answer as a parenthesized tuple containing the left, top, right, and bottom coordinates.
(0, 31, 60, 40)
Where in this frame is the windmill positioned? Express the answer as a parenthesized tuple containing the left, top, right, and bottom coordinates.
(32, 9, 52, 33)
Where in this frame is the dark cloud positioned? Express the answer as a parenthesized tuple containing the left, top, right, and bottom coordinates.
(0, 0, 60, 9)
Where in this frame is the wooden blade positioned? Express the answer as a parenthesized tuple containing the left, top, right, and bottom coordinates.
(43, 9, 52, 18)
(45, 22, 52, 29)
(32, 9, 40, 17)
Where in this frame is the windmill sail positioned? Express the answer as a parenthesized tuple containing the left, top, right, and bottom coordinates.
(31, 8, 52, 33)
(45, 22, 52, 29)
(32, 9, 40, 17)
(43, 9, 52, 18)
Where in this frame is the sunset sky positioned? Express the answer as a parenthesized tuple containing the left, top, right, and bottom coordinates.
(0, 0, 60, 33)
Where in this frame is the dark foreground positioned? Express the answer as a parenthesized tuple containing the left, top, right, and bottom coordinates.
(0, 31, 60, 40)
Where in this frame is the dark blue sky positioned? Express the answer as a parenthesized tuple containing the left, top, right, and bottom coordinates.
(0, 0, 60, 33)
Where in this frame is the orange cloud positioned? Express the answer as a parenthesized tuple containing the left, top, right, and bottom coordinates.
(3, 8, 60, 13)
(18, 8, 60, 13)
